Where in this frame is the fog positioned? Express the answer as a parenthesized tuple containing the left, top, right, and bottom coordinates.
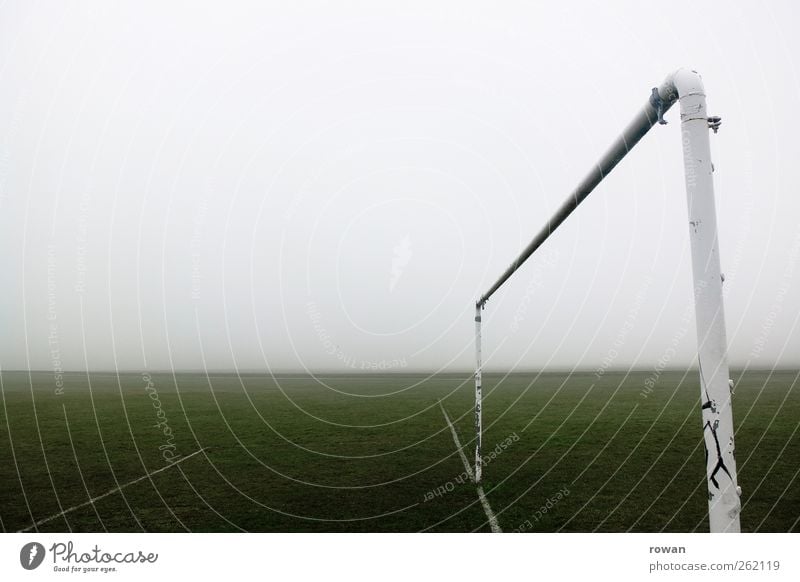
(2, 1, 799, 373)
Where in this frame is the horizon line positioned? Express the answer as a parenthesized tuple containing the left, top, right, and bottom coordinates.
(4, 366, 798, 375)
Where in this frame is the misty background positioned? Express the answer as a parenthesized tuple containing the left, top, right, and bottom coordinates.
(1, 1, 798, 373)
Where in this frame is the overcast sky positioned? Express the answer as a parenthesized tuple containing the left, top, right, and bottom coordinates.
(1, 1, 798, 373)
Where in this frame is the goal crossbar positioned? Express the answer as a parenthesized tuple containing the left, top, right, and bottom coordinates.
(478, 82, 676, 307)
(472, 68, 741, 533)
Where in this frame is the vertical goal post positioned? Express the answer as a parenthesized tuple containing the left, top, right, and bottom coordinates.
(473, 68, 741, 533)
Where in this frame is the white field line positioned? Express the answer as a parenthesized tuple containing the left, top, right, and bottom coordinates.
(438, 401, 502, 533)
(439, 401, 474, 481)
(475, 486, 501, 534)
(17, 448, 207, 532)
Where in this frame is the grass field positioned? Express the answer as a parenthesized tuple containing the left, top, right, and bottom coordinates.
(1, 369, 798, 533)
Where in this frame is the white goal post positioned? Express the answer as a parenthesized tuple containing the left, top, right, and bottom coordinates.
(473, 68, 741, 533)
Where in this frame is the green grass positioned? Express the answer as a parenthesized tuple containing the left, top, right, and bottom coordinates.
(0, 369, 798, 532)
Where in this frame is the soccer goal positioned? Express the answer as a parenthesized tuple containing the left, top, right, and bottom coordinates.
(473, 68, 740, 533)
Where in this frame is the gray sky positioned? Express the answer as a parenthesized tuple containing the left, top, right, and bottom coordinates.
(2, 0, 799, 373)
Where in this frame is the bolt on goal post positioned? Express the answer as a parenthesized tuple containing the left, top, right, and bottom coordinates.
(473, 68, 741, 533)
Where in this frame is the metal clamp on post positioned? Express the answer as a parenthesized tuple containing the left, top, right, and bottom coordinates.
(650, 87, 668, 125)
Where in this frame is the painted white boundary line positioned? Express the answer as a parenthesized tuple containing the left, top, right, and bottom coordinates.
(17, 448, 207, 532)
(439, 401, 474, 481)
(475, 486, 501, 534)
(438, 401, 502, 533)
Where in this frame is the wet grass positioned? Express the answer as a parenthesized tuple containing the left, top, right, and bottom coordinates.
(0, 369, 797, 532)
